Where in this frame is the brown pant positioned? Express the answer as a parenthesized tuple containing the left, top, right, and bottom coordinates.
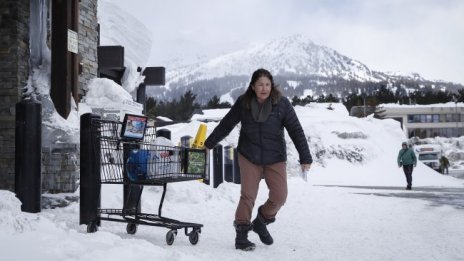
(235, 153, 288, 224)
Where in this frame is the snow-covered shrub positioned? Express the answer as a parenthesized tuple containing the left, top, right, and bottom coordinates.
(332, 131, 368, 139)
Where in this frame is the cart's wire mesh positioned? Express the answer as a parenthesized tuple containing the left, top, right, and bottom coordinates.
(91, 120, 207, 184)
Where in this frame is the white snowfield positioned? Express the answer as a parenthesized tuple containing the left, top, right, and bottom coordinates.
(2, 102, 464, 261)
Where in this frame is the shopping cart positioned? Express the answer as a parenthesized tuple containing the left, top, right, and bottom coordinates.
(83, 117, 207, 245)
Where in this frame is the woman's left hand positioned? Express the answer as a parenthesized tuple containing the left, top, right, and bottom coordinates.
(301, 164, 311, 172)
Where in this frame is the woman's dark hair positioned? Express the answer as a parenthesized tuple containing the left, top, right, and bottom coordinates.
(242, 68, 282, 108)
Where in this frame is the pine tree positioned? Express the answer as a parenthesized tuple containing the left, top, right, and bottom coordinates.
(375, 85, 396, 104)
(325, 94, 339, 103)
(455, 89, 464, 102)
(205, 95, 232, 109)
(302, 95, 315, 104)
(178, 90, 200, 121)
(291, 96, 302, 106)
(343, 93, 363, 113)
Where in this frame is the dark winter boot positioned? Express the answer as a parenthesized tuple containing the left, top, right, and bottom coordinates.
(252, 206, 275, 245)
(234, 222, 256, 251)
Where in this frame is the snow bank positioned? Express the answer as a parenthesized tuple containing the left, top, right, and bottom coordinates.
(190, 102, 463, 187)
(190, 108, 229, 122)
(79, 78, 143, 119)
(81, 78, 141, 111)
(0, 191, 38, 234)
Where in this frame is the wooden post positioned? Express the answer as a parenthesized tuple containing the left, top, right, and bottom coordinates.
(51, 0, 79, 119)
(71, 0, 79, 106)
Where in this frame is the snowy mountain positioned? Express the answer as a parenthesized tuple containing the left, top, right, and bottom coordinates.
(148, 35, 462, 104)
(166, 34, 384, 84)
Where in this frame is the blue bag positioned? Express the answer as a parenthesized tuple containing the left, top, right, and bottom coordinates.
(126, 149, 150, 181)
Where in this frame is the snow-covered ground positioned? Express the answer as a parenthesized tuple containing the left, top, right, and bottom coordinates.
(2, 103, 464, 261)
(2, 182, 463, 261)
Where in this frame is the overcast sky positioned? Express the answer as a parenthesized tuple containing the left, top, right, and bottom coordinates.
(110, 0, 464, 84)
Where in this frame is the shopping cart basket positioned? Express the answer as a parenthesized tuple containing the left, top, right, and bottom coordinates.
(83, 117, 207, 245)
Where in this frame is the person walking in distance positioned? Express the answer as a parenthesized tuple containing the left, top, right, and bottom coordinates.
(397, 142, 417, 190)
(204, 68, 312, 251)
(439, 155, 450, 174)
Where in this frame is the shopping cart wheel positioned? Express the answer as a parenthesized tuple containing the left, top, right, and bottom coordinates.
(87, 222, 98, 233)
(126, 223, 137, 235)
(166, 230, 177, 245)
(189, 229, 200, 245)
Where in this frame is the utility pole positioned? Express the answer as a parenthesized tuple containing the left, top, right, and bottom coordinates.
(362, 93, 367, 117)
(454, 97, 459, 136)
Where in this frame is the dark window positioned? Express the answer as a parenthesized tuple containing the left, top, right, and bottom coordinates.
(409, 129, 415, 138)
(420, 115, 427, 123)
(420, 129, 427, 138)
(408, 114, 421, 123)
(446, 114, 453, 122)
(419, 153, 439, 161)
(408, 115, 414, 123)
(440, 114, 446, 122)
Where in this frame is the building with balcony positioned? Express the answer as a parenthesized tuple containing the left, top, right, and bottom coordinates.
(377, 103, 464, 138)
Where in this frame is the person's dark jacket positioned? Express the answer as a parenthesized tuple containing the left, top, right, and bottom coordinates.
(204, 95, 312, 165)
(440, 156, 450, 167)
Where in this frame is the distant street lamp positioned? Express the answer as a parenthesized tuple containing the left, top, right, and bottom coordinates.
(362, 93, 367, 117)
(453, 97, 458, 136)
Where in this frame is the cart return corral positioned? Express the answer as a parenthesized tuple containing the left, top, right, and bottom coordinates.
(80, 113, 208, 245)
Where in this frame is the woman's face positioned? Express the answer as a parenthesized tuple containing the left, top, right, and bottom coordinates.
(252, 76, 272, 103)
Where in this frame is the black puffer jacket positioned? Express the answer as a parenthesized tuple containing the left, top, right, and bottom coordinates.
(205, 95, 312, 165)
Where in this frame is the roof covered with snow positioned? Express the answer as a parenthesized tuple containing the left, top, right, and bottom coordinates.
(379, 102, 464, 108)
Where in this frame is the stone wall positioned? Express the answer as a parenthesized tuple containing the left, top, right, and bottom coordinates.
(0, 0, 30, 191)
(78, 0, 98, 98)
(42, 144, 80, 193)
